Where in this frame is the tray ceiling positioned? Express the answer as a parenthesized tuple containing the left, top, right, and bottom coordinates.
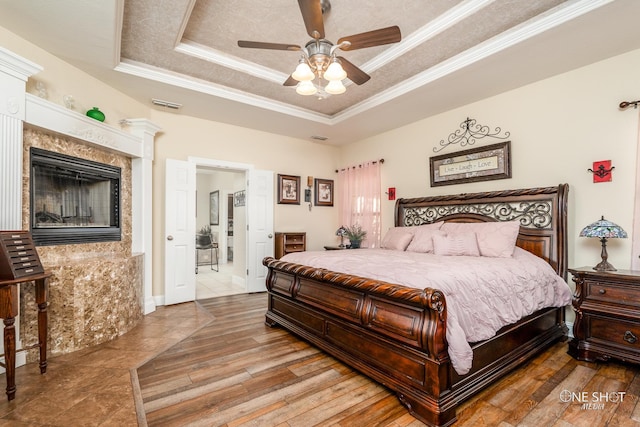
(2, 0, 640, 145)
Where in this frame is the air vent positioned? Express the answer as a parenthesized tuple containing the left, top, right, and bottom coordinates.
(151, 98, 182, 109)
(311, 135, 328, 141)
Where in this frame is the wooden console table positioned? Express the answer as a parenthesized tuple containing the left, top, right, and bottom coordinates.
(0, 272, 49, 400)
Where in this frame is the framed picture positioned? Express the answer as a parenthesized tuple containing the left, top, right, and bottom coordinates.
(277, 174, 300, 204)
(234, 190, 245, 207)
(314, 178, 334, 206)
(429, 141, 511, 187)
(209, 190, 219, 225)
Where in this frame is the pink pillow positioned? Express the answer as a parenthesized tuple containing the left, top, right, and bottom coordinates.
(406, 229, 446, 253)
(433, 232, 480, 256)
(441, 221, 520, 257)
(380, 227, 414, 251)
(410, 222, 444, 231)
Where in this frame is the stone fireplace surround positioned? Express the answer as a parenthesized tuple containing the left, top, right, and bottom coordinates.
(1, 48, 160, 364)
(21, 127, 142, 359)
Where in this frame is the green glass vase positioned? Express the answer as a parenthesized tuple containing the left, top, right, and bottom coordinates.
(86, 107, 105, 122)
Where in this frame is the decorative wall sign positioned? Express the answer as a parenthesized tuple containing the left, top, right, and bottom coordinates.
(430, 141, 511, 187)
(434, 117, 510, 152)
(277, 174, 300, 204)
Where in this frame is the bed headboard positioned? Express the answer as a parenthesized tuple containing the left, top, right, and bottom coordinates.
(395, 184, 569, 279)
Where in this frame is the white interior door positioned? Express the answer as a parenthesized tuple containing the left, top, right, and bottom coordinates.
(164, 158, 196, 305)
(246, 169, 274, 292)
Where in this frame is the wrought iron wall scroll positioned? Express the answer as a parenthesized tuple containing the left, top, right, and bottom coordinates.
(434, 117, 510, 152)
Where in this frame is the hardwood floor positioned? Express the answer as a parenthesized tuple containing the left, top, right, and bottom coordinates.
(137, 293, 640, 427)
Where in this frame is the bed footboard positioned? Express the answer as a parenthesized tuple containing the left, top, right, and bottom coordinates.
(263, 257, 457, 427)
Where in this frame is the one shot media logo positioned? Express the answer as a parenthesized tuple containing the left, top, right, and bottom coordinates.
(559, 390, 626, 410)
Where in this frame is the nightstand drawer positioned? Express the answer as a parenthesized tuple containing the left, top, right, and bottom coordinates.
(589, 315, 640, 349)
(585, 280, 640, 308)
(285, 234, 305, 245)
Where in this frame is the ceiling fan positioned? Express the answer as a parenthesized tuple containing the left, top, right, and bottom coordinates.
(237, 0, 401, 96)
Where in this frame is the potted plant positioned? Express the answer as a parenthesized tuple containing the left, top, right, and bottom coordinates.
(344, 224, 367, 249)
(199, 224, 212, 236)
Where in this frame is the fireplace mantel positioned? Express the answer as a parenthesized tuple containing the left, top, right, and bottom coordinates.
(25, 94, 149, 158)
(0, 48, 160, 318)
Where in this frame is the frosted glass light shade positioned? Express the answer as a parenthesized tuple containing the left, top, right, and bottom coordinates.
(292, 62, 315, 81)
(296, 80, 318, 95)
(324, 61, 347, 81)
(325, 79, 346, 95)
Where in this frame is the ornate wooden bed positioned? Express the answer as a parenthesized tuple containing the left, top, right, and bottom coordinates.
(263, 184, 569, 426)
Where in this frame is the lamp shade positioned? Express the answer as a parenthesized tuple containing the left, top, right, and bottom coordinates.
(324, 60, 347, 81)
(579, 216, 628, 239)
(579, 216, 627, 271)
(292, 62, 315, 81)
(325, 79, 346, 95)
(296, 80, 317, 96)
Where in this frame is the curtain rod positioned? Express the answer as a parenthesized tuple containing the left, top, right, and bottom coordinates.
(619, 100, 640, 109)
(335, 159, 384, 173)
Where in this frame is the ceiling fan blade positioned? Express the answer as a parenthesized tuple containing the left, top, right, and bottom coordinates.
(298, 0, 325, 39)
(337, 26, 401, 50)
(338, 56, 370, 85)
(283, 75, 298, 86)
(237, 40, 301, 51)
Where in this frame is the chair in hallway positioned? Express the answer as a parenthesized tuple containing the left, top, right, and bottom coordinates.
(196, 233, 218, 273)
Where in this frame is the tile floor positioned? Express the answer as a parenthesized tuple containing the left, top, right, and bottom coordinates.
(0, 262, 246, 425)
(0, 301, 213, 426)
(195, 262, 246, 299)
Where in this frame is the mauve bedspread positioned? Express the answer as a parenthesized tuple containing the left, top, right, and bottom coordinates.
(280, 247, 572, 375)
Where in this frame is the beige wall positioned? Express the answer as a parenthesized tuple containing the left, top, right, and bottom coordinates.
(341, 49, 640, 273)
(150, 111, 339, 295)
(0, 27, 148, 124)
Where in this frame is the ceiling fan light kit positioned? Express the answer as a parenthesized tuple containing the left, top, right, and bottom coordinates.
(292, 46, 347, 96)
(237, 0, 401, 97)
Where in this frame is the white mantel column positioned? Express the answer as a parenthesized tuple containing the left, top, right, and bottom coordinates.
(126, 119, 161, 314)
(0, 48, 42, 230)
(0, 48, 43, 371)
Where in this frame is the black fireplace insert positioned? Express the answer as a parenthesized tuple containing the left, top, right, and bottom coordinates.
(30, 147, 121, 246)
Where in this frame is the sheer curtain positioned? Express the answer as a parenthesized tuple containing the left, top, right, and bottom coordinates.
(337, 160, 381, 248)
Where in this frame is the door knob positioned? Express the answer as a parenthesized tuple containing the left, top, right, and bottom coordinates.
(167, 235, 174, 241)
(268, 234, 273, 238)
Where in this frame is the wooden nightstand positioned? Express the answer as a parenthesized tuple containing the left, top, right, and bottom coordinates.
(274, 232, 306, 259)
(569, 267, 640, 364)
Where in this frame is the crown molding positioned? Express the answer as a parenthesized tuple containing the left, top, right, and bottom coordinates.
(115, 59, 333, 124)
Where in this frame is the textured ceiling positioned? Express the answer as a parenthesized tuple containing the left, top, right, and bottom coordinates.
(120, 0, 564, 116)
(2, 0, 640, 145)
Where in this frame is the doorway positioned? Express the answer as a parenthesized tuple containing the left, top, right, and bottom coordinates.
(164, 156, 275, 305)
(195, 167, 245, 299)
